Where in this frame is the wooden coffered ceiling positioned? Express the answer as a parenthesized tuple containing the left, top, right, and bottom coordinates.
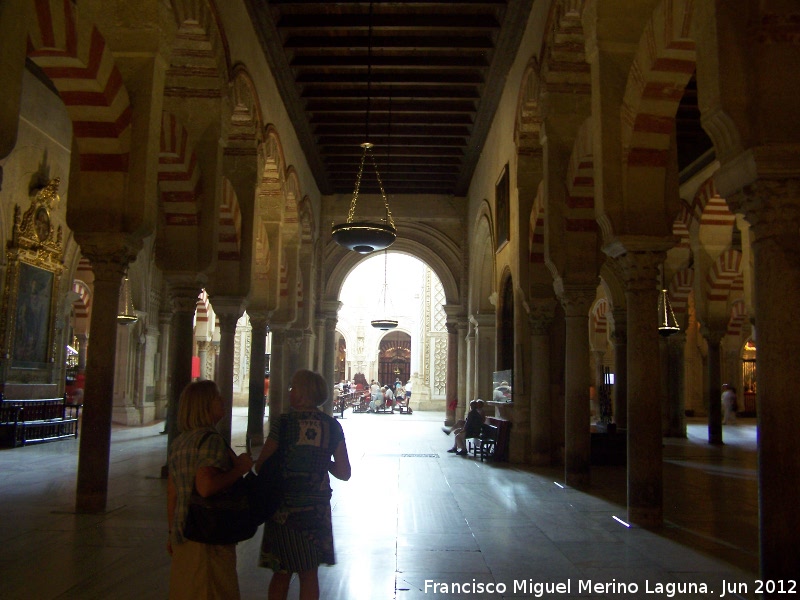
(245, 1, 535, 196)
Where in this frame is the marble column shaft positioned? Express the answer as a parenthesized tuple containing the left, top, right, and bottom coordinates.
(215, 310, 243, 444)
(559, 287, 595, 489)
(665, 332, 687, 438)
(529, 304, 554, 466)
(247, 313, 269, 449)
(321, 311, 339, 416)
(445, 322, 459, 426)
(729, 178, 800, 581)
(702, 327, 725, 445)
(618, 251, 664, 528)
(610, 309, 628, 429)
(163, 290, 201, 472)
(268, 327, 287, 420)
(75, 260, 127, 513)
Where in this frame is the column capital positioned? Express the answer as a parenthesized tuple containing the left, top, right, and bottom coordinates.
(557, 284, 596, 317)
(528, 298, 557, 335)
(728, 177, 800, 254)
(700, 325, 726, 347)
(77, 233, 142, 281)
(610, 251, 665, 292)
(469, 312, 495, 329)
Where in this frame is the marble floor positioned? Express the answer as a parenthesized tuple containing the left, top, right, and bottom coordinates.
(0, 409, 759, 599)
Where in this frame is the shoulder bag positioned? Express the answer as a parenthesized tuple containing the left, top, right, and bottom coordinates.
(182, 432, 258, 545)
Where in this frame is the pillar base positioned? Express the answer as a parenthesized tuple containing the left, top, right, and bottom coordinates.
(112, 405, 141, 426)
(529, 451, 551, 466)
(628, 506, 663, 529)
(565, 471, 590, 489)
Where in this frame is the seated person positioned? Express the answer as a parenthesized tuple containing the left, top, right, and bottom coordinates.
(447, 400, 485, 456)
(382, 385, 394, 411)
(369, 386, 385, 412)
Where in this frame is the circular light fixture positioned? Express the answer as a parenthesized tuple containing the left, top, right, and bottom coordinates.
(370, 318, 398, 331)
(332, 222, 396, 254)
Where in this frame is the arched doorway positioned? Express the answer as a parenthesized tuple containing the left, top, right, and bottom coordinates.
(379, 331, 411, 386)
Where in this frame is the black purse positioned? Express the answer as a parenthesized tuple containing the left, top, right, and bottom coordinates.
(182, 432, 258, 545)
(247, 415, 287, 525)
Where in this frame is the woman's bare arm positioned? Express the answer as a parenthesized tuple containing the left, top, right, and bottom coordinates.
(329, 439, 351, 481)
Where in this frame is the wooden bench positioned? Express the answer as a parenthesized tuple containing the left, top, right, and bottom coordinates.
(0, 395, 80, 448)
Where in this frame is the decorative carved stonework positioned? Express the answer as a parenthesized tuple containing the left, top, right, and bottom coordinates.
(612, 252, 665, 292)
(728, 178, 800, 249)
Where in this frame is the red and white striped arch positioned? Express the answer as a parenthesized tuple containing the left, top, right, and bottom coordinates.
(590, 298, 609, 349)
(279, 254, 289, 300)
(166, 0, 230, 100)
(565, 119, 596, 234)
(70, 279, 92, 328)
(158, 112, 200, 226)
(706, 250, 742, 302)
(727, 299, 749, 337)
(668, 268, 694, 316)
(672, 203, 691, 249)
(27, 0, 131, 172)
(621, 1, 696, 171)
(692, 178, 735, 229)
(218, 179, 241, 262)
(195, 290, 211, 336)
(529, 184, 545, 264)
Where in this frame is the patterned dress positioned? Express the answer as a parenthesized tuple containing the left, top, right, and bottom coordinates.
(259, 410, 345, 573)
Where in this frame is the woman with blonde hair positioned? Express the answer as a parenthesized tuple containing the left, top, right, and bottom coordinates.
(166, 380, 253, 599)
(256, 369, 351, 600)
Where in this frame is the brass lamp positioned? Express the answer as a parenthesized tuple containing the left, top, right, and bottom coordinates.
(331, 1, 396, 254)
(117, 274, 138, 325)
(370, 250, 398, 330)
(657, 288, 679, 336)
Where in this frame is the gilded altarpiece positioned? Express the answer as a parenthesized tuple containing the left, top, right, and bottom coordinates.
(0, 179, 64, 383)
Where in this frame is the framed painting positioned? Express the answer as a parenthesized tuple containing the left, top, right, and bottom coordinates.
(495, 164, 509, 251)
(12, 262, 55, 366)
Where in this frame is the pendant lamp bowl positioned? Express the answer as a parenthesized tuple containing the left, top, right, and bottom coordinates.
(331, 222, 396, 254)
(370, 318, 398, 331)
(657, 289, 679, 337)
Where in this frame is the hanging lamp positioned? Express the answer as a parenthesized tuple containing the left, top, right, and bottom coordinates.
(371, 250, 398, 331)
(657, 288, 679, 336)
(331, 1, 396, 254)
(117, 273, 138, 325)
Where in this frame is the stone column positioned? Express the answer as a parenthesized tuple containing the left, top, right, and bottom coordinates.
(75, 333, 89, 373)
(444, 321, 459, 426)
(529, 301, 555, 465)
(247, 311, 269, 448)
(701, 327, 725, 445)
(609, 309, 627, 429)
(664, 332, 687, 437)
(267, 326, 287, 421)
(592, 350, 605, 423)
(617, 251, 665, 528)
(285, 329, 304, 385)
(465, 324, 475, 403)
(728, 177, 800, 581)
(559, 286, 595, 489)
(155, 311, 171, 421)
(318, 302, 340, 415)
(471, 313, 496, 401)
(112, 320, 139, 424)
(161, 286, 203, 476)
(214, 305, 245, 444)
(196, 340, 210, 380)
(75, 238, 139, 513)
(457, 318, 468, 418)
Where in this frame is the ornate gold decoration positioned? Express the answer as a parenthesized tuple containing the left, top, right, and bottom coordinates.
(1, 178, 65, 375)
